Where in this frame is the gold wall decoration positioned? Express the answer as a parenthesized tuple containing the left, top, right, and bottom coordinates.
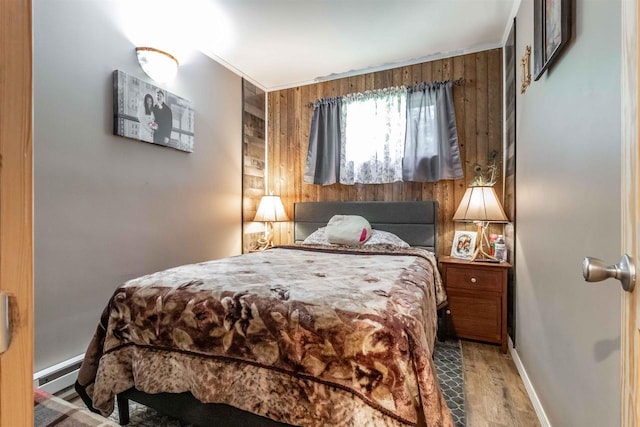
(521, 45, 532, 94)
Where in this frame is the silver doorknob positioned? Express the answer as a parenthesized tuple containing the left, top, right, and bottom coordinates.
(582, 254, 636, 292)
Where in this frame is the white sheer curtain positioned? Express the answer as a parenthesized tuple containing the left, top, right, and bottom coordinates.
(339, 87, 407, 184)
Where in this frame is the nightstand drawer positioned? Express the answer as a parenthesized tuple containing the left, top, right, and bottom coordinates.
(446, 267, 502, 292)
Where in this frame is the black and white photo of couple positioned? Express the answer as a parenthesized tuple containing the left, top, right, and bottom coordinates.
(114, 70, 195, 153)
(138, 89, 173, 145)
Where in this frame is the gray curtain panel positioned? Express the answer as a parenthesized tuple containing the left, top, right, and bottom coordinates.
(403, 81, 464, 182)
(304, 97, 343, 185)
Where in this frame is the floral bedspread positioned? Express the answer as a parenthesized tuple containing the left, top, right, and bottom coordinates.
(76, 245, 453, 426)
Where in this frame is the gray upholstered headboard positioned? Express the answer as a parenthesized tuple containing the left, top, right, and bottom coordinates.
(293, 201, 438, 253)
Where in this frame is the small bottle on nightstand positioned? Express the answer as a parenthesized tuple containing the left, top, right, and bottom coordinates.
(494, 235, 506, 262)
(489, 234, 498, 256)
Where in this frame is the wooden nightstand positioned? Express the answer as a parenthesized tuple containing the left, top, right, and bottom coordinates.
(439, 256, 511, 353)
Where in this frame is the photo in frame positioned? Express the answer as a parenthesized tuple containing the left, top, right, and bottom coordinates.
(113, 70, 195, 152)
(451, 230, 477, 260)
(533, 0, 571, 81)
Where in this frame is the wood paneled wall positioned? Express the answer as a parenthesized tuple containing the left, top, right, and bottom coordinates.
(242, 80, 266, 252)
(267, 48, 503, 257)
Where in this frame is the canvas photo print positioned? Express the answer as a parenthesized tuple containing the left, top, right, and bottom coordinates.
(113, 70, 194, 152)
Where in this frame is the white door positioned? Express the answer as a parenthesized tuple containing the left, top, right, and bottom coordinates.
(620, 0, 639, 424)
(0, 0, 33, 425)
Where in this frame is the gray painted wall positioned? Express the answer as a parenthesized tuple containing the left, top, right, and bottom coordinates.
(34, 0, 242, 371)
(514, 0, 621, 425)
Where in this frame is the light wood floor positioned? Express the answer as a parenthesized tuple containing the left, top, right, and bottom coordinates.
(70, 340, 540, 426)
(462, 340, 540, 427)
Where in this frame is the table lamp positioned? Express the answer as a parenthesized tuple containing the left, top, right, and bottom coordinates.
(452, 185, 509, 261)
(253, 195, 289, 250)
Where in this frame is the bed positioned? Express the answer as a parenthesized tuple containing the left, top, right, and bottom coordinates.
(75, 201, 452, 426)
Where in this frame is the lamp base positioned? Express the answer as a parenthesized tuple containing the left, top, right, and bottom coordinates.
(255, 222, 274, 251)
(471, 247, 498, 262)
(256, 236, 273, 251)
(470, 221, 498, 262)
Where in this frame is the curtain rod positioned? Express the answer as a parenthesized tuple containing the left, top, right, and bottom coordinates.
(304, 77, 466, 108)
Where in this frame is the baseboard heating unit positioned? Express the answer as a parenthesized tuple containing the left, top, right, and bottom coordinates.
(33, 354, 84, 399)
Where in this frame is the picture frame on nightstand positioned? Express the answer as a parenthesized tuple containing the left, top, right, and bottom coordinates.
(451, 230, 477, 260)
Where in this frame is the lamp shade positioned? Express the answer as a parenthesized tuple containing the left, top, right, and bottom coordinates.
(254, 195, 289, 222)
(453, 186, 509, 222)
(136, 47, 179, 83)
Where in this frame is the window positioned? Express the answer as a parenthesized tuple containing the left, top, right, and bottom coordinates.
(305, 81, 463, 185)
(340, 87, 406, 184)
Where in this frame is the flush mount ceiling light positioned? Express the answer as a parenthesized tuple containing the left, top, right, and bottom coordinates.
(135, 47, 179, 83)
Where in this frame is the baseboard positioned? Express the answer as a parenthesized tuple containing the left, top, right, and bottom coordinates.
(509, 338, 552, 427)
(34, 353, 84, 398)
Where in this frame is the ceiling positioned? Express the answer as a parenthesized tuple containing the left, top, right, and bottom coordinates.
(119, 0, 517, 91)
(201, 0, 517, 91)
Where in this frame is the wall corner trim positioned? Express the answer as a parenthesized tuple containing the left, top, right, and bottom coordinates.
(509, 338, 552, 427)
(500, 0, 522, 46)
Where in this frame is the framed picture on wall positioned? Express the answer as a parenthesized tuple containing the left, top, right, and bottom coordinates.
(451, 231, 477, 260)
(533, 0, 571, 81)
(113, 70, 195, 152)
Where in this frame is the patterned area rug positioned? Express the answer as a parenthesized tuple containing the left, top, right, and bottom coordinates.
(433, 339, 466, 427)
(34, 388, 119, 427)
(36, 340, 466, 427)
(108, 401, 184, 426)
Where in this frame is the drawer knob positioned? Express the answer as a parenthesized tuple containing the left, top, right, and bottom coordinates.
(470, 277, 477, 283)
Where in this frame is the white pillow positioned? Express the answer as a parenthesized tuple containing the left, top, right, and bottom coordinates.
(326, 215, 372, 245)
(302, 227, 410, 248)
